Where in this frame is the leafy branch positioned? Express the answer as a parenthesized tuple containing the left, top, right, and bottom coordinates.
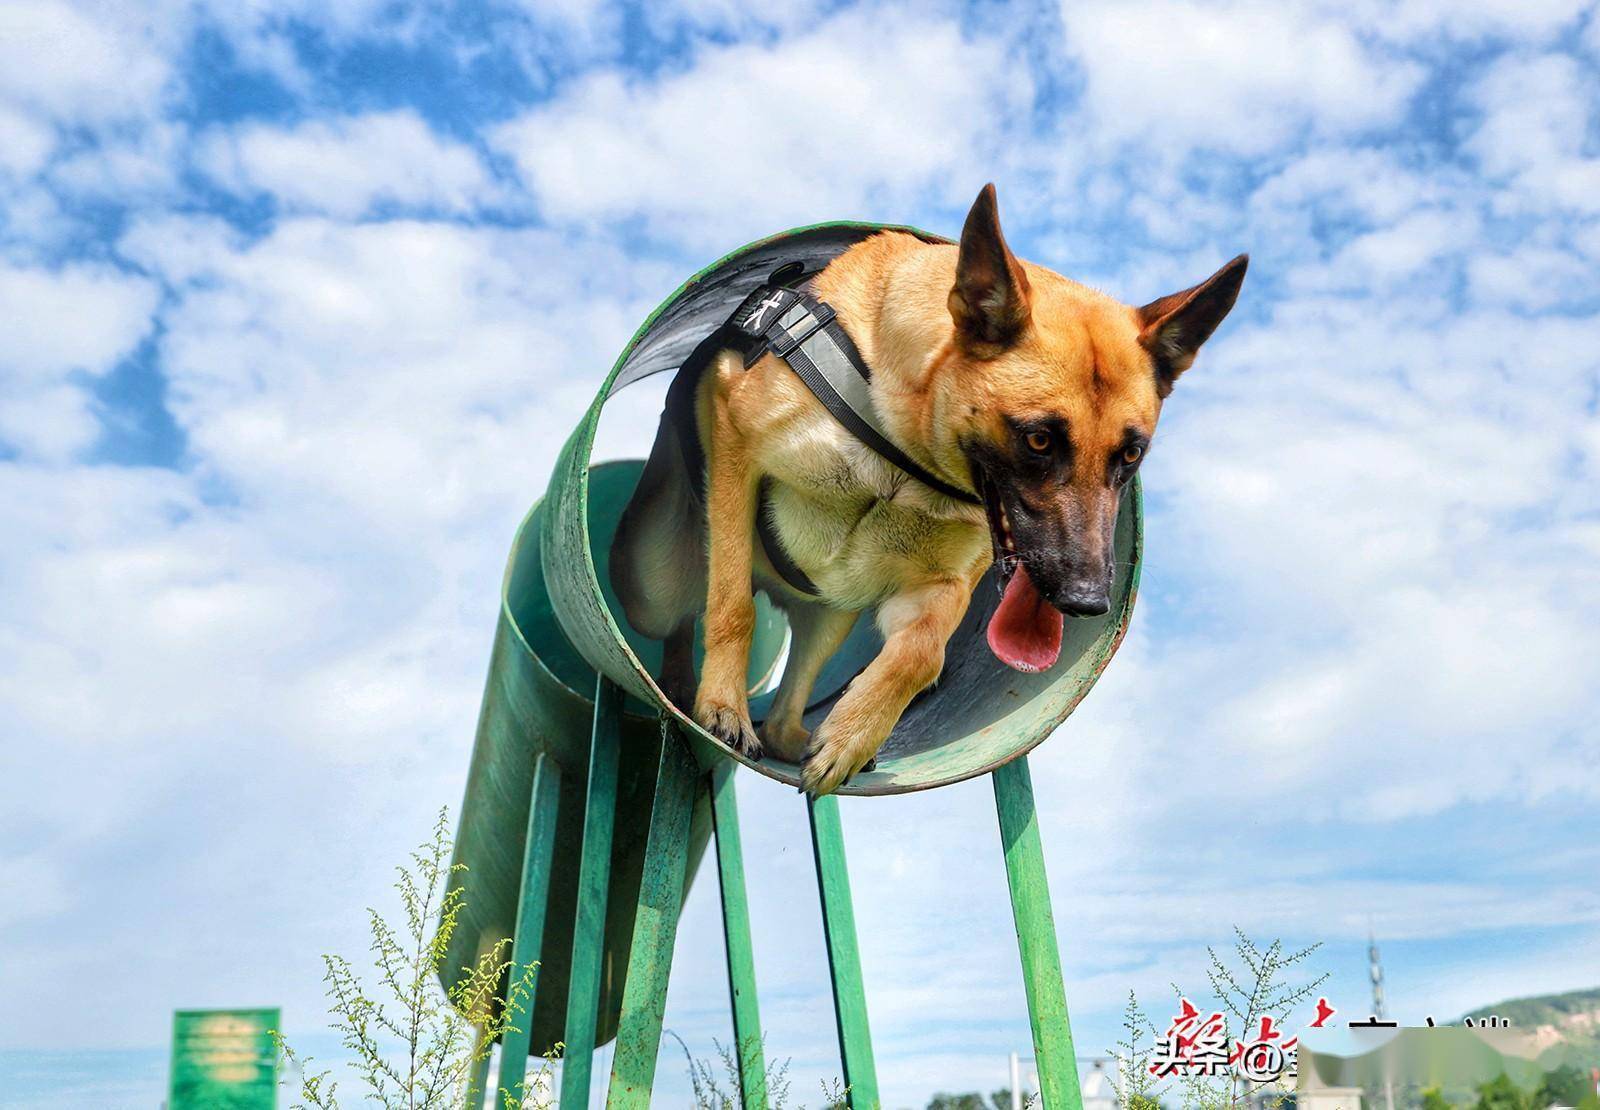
(275, 808, 548, 1109)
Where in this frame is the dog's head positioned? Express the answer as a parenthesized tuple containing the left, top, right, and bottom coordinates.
(943, 184, 1247, 672)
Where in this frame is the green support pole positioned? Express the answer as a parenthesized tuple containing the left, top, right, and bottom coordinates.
(807, 794, 880, 1109)
(461, 1027, 491, 1110)
(993, 756, 1083, 1110)
(496, 752, 562, 1104)
(606, 723, 700, 1106)
(560, 677, 624, 1109)
(709, 761, 768, 1109)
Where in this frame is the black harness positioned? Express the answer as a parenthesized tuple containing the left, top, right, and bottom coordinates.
(671, 266, 981, 597)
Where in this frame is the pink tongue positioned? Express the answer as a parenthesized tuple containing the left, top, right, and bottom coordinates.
(987, 564, 1064, 673)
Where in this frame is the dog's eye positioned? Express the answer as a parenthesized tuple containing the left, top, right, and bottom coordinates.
(1025, 431, 1052, 454)
(1121, 444, 1143, 466)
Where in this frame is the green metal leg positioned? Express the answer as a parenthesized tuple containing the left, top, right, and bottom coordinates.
(993, 757, 1082, 1110)
(807, 794, 880, 1109)
(606, 722, 700, 1107)
(710, 761, 768, 1109)
(559, 677, 624, 1108)
(497, 752, 562, 1104)
(461, 1026, 491, 1110)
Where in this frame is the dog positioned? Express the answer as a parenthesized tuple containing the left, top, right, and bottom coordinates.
(610, 184, 1246, 795)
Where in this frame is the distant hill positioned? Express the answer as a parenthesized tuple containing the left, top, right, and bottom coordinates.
(1464, 988, 1600, 1029)
(1461, 987, 1600, 1068)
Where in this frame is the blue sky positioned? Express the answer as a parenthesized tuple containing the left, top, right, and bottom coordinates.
(1, 0, 1598, 1106)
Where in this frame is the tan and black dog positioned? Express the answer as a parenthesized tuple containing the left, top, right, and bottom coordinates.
(611, 185, 1245, 795)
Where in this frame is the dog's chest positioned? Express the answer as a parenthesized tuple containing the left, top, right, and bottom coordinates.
(756, 415, 987, 607)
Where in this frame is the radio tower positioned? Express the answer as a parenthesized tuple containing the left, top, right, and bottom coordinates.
(1368, 930, 1388, 1020)
(1370, 930, 1394, 1110)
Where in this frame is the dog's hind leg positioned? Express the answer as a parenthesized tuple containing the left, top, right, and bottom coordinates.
(610, 413, 708, 708)
(611, 418, 704, 628)
(659, 618, 698, 713)
(760, 601, 858, 763)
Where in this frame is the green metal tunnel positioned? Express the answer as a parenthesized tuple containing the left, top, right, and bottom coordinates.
(445, 223, 1143, 1056)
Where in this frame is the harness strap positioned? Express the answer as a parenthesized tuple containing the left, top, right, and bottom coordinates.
(672, 272, 983, 599)
(729, 284, 982, 506)
(662, 328, 823, 597)
(756, 481, 820, 596)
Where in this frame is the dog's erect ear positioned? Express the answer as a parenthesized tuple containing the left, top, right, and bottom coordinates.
(949, 183, 1031, 354)
(1137, 254, 1249, 395)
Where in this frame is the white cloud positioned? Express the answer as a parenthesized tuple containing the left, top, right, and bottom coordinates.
(0, 102, 55, 178)
(0, 1, 172, 123)
(0, 181, 75, 256)
(502, 0, 619, 39)
(1468, 242, 1596, 311)
(1467, 51, 1600, 215)
(48, 118, 189, 203)
(1132, 288, 1600, 825)
(121, 216, 670, 526)
(1060, 0, 1424, 156)
(1360, 0, 1594, 44)
(0, 263, 158, 383)
(0, 383, 102, 461)
(1250, 148, 1451, 234)
(0, 262, 159, 460)
(1467, 53, 1589, 176)
(0, 460, 411, 1050)
(116, 212, 243, 284)
(493, 7, 1023, 242)
(1574, 219, 1600, 264)
(0, 215, 674, 1049)
(1296, 208, 1477, 293)
(198, 111, 504, 219)
(636, 0, 831, 38)
(0, 2, 195, 256)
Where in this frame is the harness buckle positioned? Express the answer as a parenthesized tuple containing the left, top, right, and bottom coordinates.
(768, 301, 836, 357)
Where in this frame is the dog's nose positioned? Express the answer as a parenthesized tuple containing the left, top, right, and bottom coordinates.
(1058, 586, 1110, 617)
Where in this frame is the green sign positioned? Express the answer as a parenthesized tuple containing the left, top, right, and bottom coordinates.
(169, 1007, 279, 1109)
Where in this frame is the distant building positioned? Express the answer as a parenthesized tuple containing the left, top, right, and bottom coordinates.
(1299, 1085, 1365, 1110)
(1081, 1058, 1119, 1110)
(1005, 1054, 1120, 1110)
(1007, 1053, 1038, 1109)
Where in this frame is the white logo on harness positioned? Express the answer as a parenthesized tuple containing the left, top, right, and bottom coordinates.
(744, 292, 786, 331)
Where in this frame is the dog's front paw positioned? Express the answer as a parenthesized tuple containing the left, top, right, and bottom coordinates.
(696, 699, 762, 759)
(799, 724, 879, 796)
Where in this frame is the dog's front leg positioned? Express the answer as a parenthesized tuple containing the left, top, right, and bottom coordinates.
(693, 391, 763, 758)
(801, 577, 975, 795)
